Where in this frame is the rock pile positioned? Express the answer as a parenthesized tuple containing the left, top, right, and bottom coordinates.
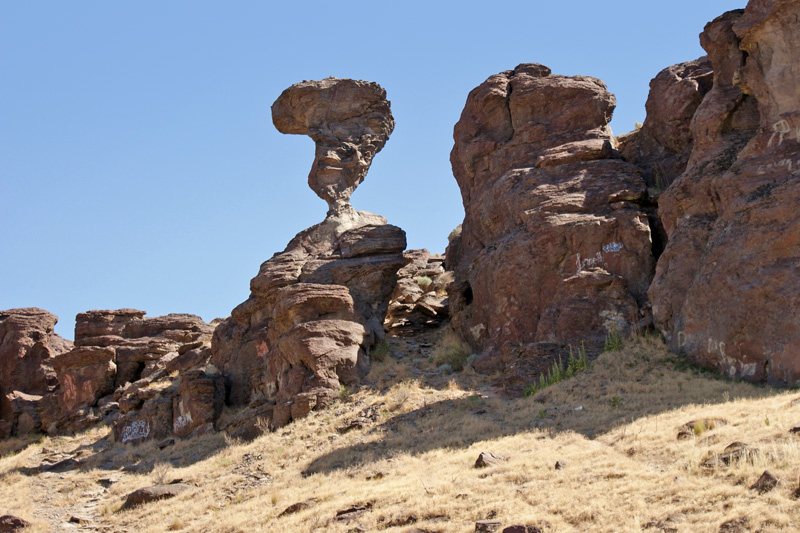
(447, 64, 655, 374)
(0, 308, 72, 438)
(384, 249, 451, 333)
(648, 1, 800, 384)
(211, 78, 405, 432)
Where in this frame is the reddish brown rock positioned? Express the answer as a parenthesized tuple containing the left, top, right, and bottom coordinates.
(52, 347, 116, 413)
(39, 309, 218, 439)
(447, 64, 654, 371)
(620, 57, 713, 190)
(172, 369, 225, 438)
(272, 78, 394, 216)
(120, 483, 191, 510)
(212, 79, 405, 429)
(0, 515, 29, 532)
(649, 2, 800, 384)
(0, 308, 72, 436)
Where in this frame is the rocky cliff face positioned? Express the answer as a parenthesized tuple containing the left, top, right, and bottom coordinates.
(447, 64, 655, 374)
(649, 0, 800, 384)
(211, 78, 405, 432)
(0, 308, 72, 437)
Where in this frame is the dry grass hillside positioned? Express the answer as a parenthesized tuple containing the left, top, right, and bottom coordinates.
(2, 333, 800, 532)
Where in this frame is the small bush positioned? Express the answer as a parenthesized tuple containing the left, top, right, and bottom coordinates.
(338, 384, 351, 401)
(431, 330, 472, 371)
(604, 327, 624, 352)
(448, 224, 462, 242)
(416, 276, 433, 292)
(609, 396, 622, 409)
(151, 461, 172, 485)
(371, 338, 391, 362)
(693, 420, 707, 436)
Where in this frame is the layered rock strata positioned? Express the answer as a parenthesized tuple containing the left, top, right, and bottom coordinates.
(211, 78, 405, 433)
(0, 308, 72, 437)
(447, 64, 655, 373)
(649, 1, 800, 384)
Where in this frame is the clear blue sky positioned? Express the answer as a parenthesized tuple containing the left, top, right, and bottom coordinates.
(1, 1, 744, 339)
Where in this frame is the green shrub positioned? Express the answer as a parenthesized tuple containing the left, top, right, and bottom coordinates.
(416, 276, 433, 292)
(525, 344, 589, 396)
(604, 327, 624, 352)
(448, 224, 462, 242)
(371, 338, 391, 362)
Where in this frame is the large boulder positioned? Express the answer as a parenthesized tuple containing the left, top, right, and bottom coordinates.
(447, 64, 654, 373)
(52, 346, 117, 413)
(0, 308, 72, 437)
(212, 78, 405, 430)
(649, 1, 800, 384)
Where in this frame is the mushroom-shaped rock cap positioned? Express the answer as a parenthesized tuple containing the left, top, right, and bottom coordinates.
(271, 78, 394, 216)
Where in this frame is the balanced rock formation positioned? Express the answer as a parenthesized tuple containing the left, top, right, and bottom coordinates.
(649, 1, 800, 384)
(447, 64, 655, 374)
(0, 308, 72, 437)
(211, 78, 405, 432)
(272, 78, 395, 216)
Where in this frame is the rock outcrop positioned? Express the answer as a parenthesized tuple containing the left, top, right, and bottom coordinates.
(0, 308, 72, 437)
(49, 309, 218, 440)
(649, 1, 800, 384)
(211, 78, 405, 431)
(447, 64, 655, 374)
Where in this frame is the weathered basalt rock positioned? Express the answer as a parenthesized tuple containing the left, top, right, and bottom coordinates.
(212, 78, 405, 430)
(649, 1, 800, 384)
(447, 64, 654, 372)
(0, 308, 72, 437)
(272, 78, 394, 216)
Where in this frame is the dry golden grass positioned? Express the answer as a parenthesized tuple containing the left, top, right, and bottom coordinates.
(2, 334, 800, 531)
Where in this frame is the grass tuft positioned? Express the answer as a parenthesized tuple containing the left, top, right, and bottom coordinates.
(430, 329, 472, 371)
(603, 327, 624, 352)
(415, 276, 433, 292)
(371, 338, 391, 363)
(525, 344, 589, 397)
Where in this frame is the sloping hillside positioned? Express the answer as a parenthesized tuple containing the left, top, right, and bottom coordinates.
(2, 333, 799, 532)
